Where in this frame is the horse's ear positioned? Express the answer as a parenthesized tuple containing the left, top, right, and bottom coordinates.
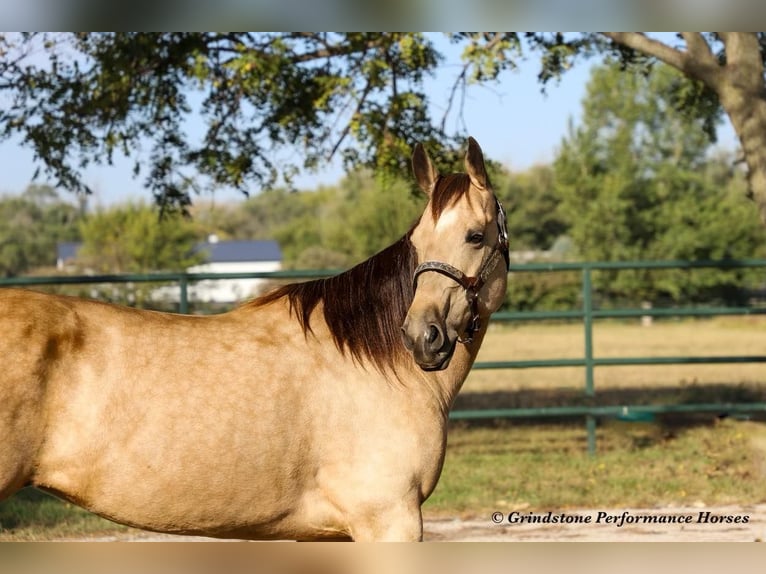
(465, 137, 488, 190)
(412, 143, 439, 196)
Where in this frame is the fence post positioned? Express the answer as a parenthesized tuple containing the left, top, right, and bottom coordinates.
(179, 275, 189, 314)
(582, 265, 597, 456)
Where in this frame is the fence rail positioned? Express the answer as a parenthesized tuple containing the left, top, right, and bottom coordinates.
(4, 258, 766, 455)
(482, 258, 766, 454)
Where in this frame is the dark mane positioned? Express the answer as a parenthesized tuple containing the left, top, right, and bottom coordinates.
(250, 233, 417, 373)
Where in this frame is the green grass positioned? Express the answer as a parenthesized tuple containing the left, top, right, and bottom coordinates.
(0, 488, 131, 541)
(424, 418, 766, 518)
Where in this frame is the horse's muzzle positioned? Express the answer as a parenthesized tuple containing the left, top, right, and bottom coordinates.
(401, 314, 456, 371)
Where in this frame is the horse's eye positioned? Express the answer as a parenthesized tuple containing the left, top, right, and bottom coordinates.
(466, 232, 484, 245)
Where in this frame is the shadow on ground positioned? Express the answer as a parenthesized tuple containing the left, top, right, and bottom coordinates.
(452, 381, 766, 429)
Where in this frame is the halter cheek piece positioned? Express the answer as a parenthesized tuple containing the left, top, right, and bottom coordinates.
(412, 197, 510, 345)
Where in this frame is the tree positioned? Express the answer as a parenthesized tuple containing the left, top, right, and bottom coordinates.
(78, 202, 203, 273)
(497, 164, 566, 251)
(0, 185, 82, 277)
(0, 33, 445, 210)
(317, 170, 422, 264)
(76, 202, 204, 306)
(3, 32, 766, 226)
(554, 60, 765, 304)
(597, 33, 766, 224)
(459, 32, 766, 225)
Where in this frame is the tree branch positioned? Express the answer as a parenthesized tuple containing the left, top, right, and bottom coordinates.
(287, 35, 381, 65)
(328, 78, 373, 161)
(601, 32, 687, 69)
(717, 32, 763, 88)
(602, 32, 722, 90)
(680, 32, 716, 63)
(441, 63, 468, 133)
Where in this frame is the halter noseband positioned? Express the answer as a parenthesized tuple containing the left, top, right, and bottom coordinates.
(412, 197, 510, 345)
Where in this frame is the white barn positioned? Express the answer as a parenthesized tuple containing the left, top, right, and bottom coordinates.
(186, 236, 283, 303)
(56, 241, 82, 271)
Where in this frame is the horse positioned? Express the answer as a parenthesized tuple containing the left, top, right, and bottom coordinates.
(0, 137, 509, 541)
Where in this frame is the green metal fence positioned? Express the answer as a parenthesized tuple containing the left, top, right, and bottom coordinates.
(472, 259, 766, 455)
(3, 258, 766, 454)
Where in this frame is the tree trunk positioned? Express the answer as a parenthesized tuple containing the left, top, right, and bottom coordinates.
(720, 92, 766, 224)
(714, 33, 766, 225)
(602, 32, 766, 225)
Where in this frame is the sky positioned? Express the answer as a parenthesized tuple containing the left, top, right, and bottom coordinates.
(0, 36, 739, 207)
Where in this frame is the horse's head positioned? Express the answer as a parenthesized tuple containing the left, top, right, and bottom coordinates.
(402, 137, 509, 371)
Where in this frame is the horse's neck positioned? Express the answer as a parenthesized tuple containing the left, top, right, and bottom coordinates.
(426, 325, 488, 415)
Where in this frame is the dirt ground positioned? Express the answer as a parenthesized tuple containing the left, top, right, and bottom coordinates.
(54, 504, 766, 542)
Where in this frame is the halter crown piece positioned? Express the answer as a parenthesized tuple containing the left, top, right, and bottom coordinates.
(413, 197, 510, 344)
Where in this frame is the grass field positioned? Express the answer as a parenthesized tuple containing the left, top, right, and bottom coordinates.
(0, 488, 131, 541)
(423, 419, 766, 517)
(466, 316, 766, 393)
(1, 317, 765, 540)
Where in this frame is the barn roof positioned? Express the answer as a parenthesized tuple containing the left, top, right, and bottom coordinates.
(193, 239, 282, 263)
(57, 241, 81, 262)
(56, 239, 282, 264)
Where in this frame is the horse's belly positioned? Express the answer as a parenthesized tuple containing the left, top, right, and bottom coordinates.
(36, 408, 329, 534)
(33, 369, 332, 537)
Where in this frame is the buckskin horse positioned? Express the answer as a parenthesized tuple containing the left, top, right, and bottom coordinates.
(0, 138, 509, 541)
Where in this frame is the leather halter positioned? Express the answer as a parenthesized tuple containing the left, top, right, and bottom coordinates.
(412, 197, 510, 344)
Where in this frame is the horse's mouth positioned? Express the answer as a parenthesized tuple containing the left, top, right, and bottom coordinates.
(414, 342, 456, 371)
(418, 357, 450, 371)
